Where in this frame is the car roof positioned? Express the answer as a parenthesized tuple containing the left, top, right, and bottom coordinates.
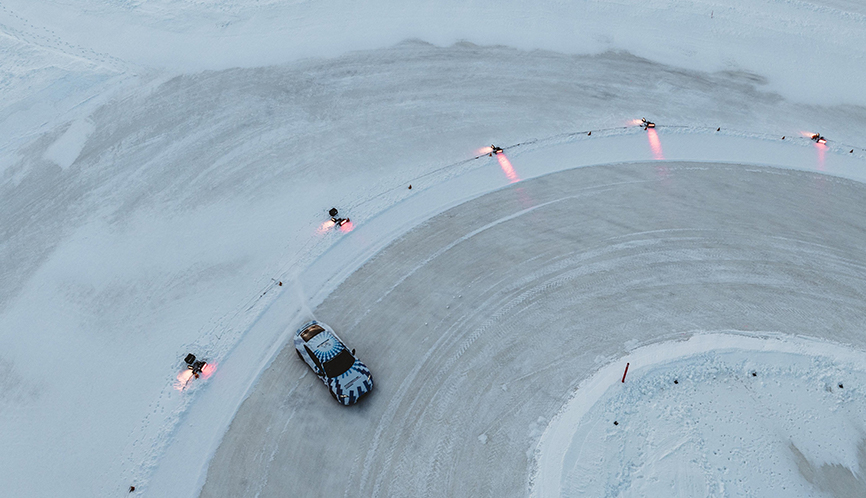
(306, 328, 346, 363)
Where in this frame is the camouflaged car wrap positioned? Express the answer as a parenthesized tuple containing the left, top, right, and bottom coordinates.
(328, 361, 373, 406)
(294, 320, 374, 405)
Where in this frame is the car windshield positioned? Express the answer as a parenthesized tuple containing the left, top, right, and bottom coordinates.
(300, 324, 324, 342)
(323, 349, 356, 378)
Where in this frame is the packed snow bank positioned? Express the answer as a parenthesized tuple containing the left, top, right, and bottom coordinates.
(532, 333, 866, 497)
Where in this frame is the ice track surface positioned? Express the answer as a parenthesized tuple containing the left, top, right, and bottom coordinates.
(202, 162, 866, 497)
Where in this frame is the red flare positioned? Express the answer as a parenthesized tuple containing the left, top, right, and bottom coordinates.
(815, 141, 826, 171)
(647, 128, 665, 160)
(199, 362, 217, 380)
(497, 153, 520, 183)
(318, 219, 336, 234)
(175, 369, 194, 390)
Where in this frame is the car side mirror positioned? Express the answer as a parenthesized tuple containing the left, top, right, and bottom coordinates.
(351, 349, 356, 356)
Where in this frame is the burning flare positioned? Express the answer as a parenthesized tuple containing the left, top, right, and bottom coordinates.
(175, 369, 194, 390)
(802, 131, 827, 144)
(199, 362, 217, 380)
(497, 153, 520, 183)
(647, 128, 665, 160)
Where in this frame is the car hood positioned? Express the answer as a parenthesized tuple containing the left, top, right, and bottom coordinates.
(328, 361, 373, 405)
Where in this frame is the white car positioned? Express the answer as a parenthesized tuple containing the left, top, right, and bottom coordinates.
(294, 320, 373, 405)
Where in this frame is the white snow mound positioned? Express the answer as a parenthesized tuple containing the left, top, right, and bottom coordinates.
(532, 333, 866, 497)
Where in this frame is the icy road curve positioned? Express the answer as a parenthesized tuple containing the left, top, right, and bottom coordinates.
(4, 0, 866, 495)
(201, 162, 866, 497)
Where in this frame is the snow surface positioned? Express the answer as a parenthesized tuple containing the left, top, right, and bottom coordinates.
(42, 117, 95, 170)
(4, 0, 866, 106)
(200, 160, 866, 497)
(535, 333, 866, 497)
(2, 0, 866, 496)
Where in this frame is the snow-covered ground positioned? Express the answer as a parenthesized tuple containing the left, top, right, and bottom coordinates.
(2, 1, 866, 496)
(536, 334, 866, 497)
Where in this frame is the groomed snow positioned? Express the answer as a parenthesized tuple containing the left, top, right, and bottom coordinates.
(4, 0, 866, 107)
(534, 333, 866, 497)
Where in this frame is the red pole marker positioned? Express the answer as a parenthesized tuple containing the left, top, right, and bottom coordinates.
(621, 362, 630, 383)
